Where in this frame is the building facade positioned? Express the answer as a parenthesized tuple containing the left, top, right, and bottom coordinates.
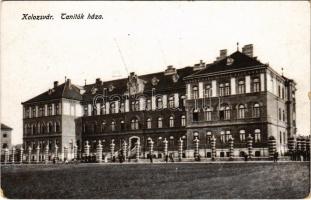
(22, 44, 296, 159)
(1, 123, 13, 152)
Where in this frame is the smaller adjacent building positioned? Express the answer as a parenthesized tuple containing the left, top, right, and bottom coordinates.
(1, 123, 13, 152)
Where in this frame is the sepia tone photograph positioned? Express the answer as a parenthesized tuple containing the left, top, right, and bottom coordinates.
(0, 1, 310, 199)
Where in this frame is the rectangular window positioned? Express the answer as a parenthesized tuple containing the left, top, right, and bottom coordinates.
(205, 111, 212, 121)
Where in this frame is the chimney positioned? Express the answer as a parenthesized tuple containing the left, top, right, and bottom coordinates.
(216, 49, 227, 61)
(66, 78, 71, 87)
(53, 81, 58, 88)
(242, 44, 254, 57)
(96, 78, 102, 85)
(193, 60, 206, 71)
(164, 65, 177, 75)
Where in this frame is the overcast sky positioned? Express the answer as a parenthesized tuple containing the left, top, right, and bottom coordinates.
(1, 1, 310, 144)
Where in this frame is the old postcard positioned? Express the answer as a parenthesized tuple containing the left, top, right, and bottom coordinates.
(1, 1, 310, 199)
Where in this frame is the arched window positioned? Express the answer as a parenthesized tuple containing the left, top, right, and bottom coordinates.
(146, 99, 152, 111)
(111, 121, 116, 131)
(278, 108, 282, 120)
(37, 123, 41, 134)
(254, 129, 261, 142)
(224, 106, 230, 120)
(32, 107, 36, 118)
(206, 131, 212, 143)
(225, 130, 231, 142)
(220, 131, 225, 143)
(131, 118, 139, 130)
(204, 107, 212, 121)
(55, 121, 60, 132)
(193, 86, 198, 99)
(32, 124, 36, 135)
(169, 116, 174, 127)
(47, 122, 53, 133)
(253, 103, 260, 117)
(219, 84, 225, 96)
(146, 118, 152, 129)
(101, 121, 106, 132)
(120, 120, 125, 130)
(120, 103, 125, 113)
(110, 102, 116, 114)
(135, 100, 139, 111)
(158, 117, 163, 128)
(193, 109, 199, 122)
(225, 83, 230, 96)
(39, 107, 44, 117)
(238, 80, 245, 94)
(239, 130, 245, 141)
(204, 85, 212, 98)
(253, 78, 260, 92)
(181, 115, 186, 127)
(131, 101, 135, 111)
(156, 97, 163, 109)
(48, 105, 52, 116)
(55, 104, 60, 115)
(238, 104, 246, 119)
(168, 96, 174, 108)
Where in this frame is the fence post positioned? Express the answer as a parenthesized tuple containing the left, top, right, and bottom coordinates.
(247, 134, 253, 159)
(110, 139, 115, 161)
(96, 141, 103, 163)
(178, 138, 183, 162)
(45, 145, 49, 164)
(36, 145, 40, 163)
(4, 148, 9, 165)
(211, 135, 216, 161)
(229, 136, 234, 160)
(122, 140, 127, 161)
(268, 136, 276, 160)
(194, 138, 199, 160)
(20, 147, 24, 164)
(28, 146, 32, 164)
(73, 145, 78, 160)
(163, 138, 168, 158)
(136, 140, 140, 162)
(11, 146, 15, 164)
(149, 139, 154, 159)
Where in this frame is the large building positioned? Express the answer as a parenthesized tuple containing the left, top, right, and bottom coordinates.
(21, 44, 297, 159)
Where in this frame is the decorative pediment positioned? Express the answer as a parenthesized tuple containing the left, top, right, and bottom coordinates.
(91, 87, 98, 94)
(108, 84, 115, 92)
(172, 73, 179, 83)
(151, 77, 159, 86)
(127, 72, 145, 95)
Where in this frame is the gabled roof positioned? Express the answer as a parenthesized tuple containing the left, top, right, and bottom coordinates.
(22, 80, 82, 104)
(185, 51, 265, 79)
(1, 123, 12, 130)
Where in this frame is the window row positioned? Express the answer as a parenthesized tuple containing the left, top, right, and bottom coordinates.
(83, 115, 187, 133)
(24, 104, 61, 118)
(24, 121, 61, 135)
(85, 96, 186, 116)
(194, 129, 262, 143)
(192, 103, 261, 122)
(191, 77, 261, 99)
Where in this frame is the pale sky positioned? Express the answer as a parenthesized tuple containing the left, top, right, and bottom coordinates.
(1, 1, 310, 144)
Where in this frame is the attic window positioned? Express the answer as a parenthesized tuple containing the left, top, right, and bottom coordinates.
(226, 57, 234, 65)
(48, 89, 54, 95)
(108, 84, 115, 92)
(91, 87, 98, 94)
